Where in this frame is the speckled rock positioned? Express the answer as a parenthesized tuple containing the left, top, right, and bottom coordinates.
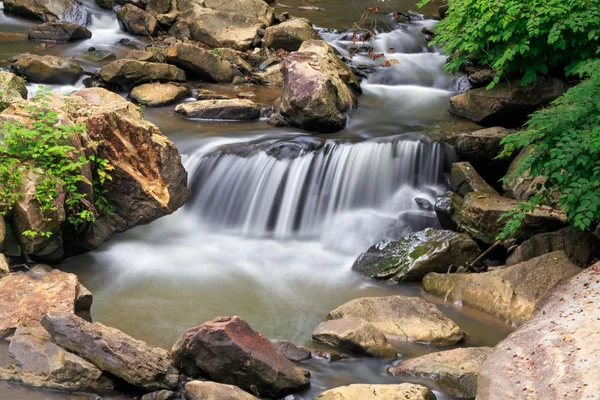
(314, 383, 436, 400)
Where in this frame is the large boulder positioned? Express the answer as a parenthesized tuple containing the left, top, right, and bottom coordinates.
(312, 319, 396, 358)
(450, 162, 498, 196)
(264, 18, 319, 51)
(327, 296, 465, 346)
(125, 49, 159, 62)
(184, 381, 259, 400)
(477, 264, 600, 400)
(117, 4, 157, 36)
(99, 59, 185, 90)
(0, 268, 91, 337)
(0, 70, 27, 110)
(3, 0, 89, 25)
(175, 99, 261, 120)
(10, 53, 83, 84)
(388, 347, 493, 400)
(171, 316, 309, 397)
(28, 21, 91, 42)
(314, 383, 436, 400)
(352, 228, 480, 282)
(130, 82, 191, 107)
(449, 76, 568, 128)
(41, 312, 178, 390)
(166, 43, 235, 82)
(423, 251, 581, 325)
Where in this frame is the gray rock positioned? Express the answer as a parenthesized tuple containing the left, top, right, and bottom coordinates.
(450, 162, 498, 196)
(28, 22, 91, 42)
(10, 53, 83, 84)
(270, 339, 311, 362)
(130, 82, 191, 107)
(0, 70, 27, 111)
(166, 43, 234, 83)
(175, 99, 260, 120)
(184, 380, 259, 400)
(141, 390, 179, 400)
(3, 0, 89, 25)
(117, 4, 157, 36)
(312, 319, 396, 358)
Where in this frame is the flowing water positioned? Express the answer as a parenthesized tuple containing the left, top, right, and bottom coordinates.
(0, 1, 514, 399)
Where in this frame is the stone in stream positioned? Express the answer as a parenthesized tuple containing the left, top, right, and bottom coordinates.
(314, 383, 436, 400)
(215, 48, 253, 75)
(434, 192, 463, 231)
(130, 82, 191, 107)
(388, 347, 494, 400)
(312, 319, 396, 358)
(0, 70, 27, 111)
(326, 296, 465, 346)
(10, 53, 83, 84)
(28, 22, 91, 42)
(184, 381, 259, 400)
(99, 59, 186, 90)
(175, 99, 261, 120)
(117, 4, 157, 36)
(476, 264, 600, 400)
(172, 316, 310, 397)
(3, 0, 90, 25)
(140, 390, 179, 400)
(196, 89, 229, 101)
(125, 49, 159, 62)
(352, 228, 480, 282)
(449, 162, 498, 196)
(83, 48, 116, 62)
(423, 251, 581, 325)
(263, 18, 319, 51)
(0, 255, 9, 276)
(166, 43, 235, 83)
(270, 339, 311, 362)
(41, 312, 178, 391)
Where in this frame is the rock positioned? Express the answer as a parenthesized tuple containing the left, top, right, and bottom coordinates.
(237, 91, 256, 99)
(506, 227, 597, 267)
(95, 0, 114, 9)
(166, 43, 235, 83)
(0, 70, 27, 110)
(423, 251, 581, 325)
(450, 162, 498, 196)
(314, 383, 436, 400)
(0, 269, 91, 337)
(264, 19, 319, 51)
(84, 48, 116, 62)
(184, 380, 259, 400)
(171, 316, 309, 397)
(449, 76, 568, 128)
(28, 22, 91, 42)
(439, 4, 449, 18)
(312, 319, 396, 358)
(196, 89, 228, 100)
(214, 48, 253, 75)
(3, 0, 89, 25)
(0, 255, 9, 276)
(141, 390, 178, 400)
(457, 193, 567, 244)
(175, 99, 260, 120)
(10, 53, 83, 84)
(388, 347, 493, 400)
(125, 49, 159, 62)
(327, 296, 465, 346)
(254, 63, 283, 86)
(168, 20, 190, 39)
(352, 228, 480, 282)
(476, 265, 600, 400)
(270, 339, 311, 362)
(117, 4, 157, 36)
(434, 192, 463, 231)
(147, 0, 171, 14)
(414, 197, 433, 211)
(501, 146, 552, 202)
(41, 312, 177, 391)
(130, 82, 191, 107)
(312, 350, 349, 362)
(99, 59, 185, 90)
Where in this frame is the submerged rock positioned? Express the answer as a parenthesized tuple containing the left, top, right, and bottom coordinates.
(184, 381, 259, 400)
(270, 339, 311, 362)
(264, 18, 319, 51)
(130, 82, 191, 107)
(450, 162, 498, 196)
(117, 4, 157, 36)
(10, 53, 83, 84)
(315, 383, 436, 400)
(3, 0, 89, 25)
(175, 99, 261, 120)
(28, 22, 91, 42)
(166, 43, 235, 83)
(99, 59, 185, 90)
(312, 319, 396, 358)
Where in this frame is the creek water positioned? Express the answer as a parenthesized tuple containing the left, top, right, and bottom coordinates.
(0, 1, 514, 399)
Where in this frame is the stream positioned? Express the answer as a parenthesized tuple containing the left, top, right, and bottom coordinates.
(0, 0, 514, 399)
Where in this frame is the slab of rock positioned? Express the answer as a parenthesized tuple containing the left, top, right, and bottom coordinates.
(99, 59, 185, 90)
(84, 48, 116, 62)
(477, 264, 600, 400)
(264, 18, 319, 51)
(312, 319, 396, 358)
(184, 380, 259, 400)
(41, 312, 177, 390)
(117, 4, 157, 36)
(28, 22, 91, 42)
(3, 0, 89, 25)
(434, 192, 463, 231)
(10, 53, 83, 84)
(327, 296, 465, 346)
(175, 99, 260, 120)
(0, 70, 27, 111)
(125, 49, 158, 62)
(423, 251, 581, 325)
(214, 48, 253, 75)
(196, 89, 228, 100)
(388, 347, 493, 399)
(450, 162, 498, 196)
(314, 383, 436, 400)
(270, 339, 311, 362)
(0, 269, 91, 338)
(172, 316, 309, 397)
(352, 228, 480, 282)
(130, 82, 191, 107)
(166, 43, 234, 83)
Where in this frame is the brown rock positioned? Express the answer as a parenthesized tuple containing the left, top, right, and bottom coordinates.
(3, 0, 89, 25)
(125, 49, 159, 62)
(99, 59, 185, 90)
(117, 4, 157, 36)
(175, 99, 260, 120)
(270, 339, 311, 362)
(450, 162, 498, 196)
(264, 18, 319, 51)
(0, 255, 9, 276)
(314, 383, 436, 400)
(166, 43, 235, 83)
(130, 82, 191, 107)
(184, 380, 259, 400)
(10, 53, 83, 84)
(28, 22, 91, 42)
(312, 319, 396, 358)
(0, 70, 27, 110)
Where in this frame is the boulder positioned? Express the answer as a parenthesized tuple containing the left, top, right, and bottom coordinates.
(264, 19, 319, 51)
(117, 4, 157, 36)
(175, 99, 261, 120)
(147, 0, 172, 14)
(449, 76, 568, 128)
(130, 82, 191, 107)
(0, 269, 91, 337)
(125, 49, 159, 62)
(166, 43, 235, 82)
(141, 390, 178, 400)
(255, 63, 283, 86)
(3, 0, 89, 25)
(327, 296, 465, 346)
(0, 70, 27, 111)
(83, 49, 116, 62)
(312, 319, 396, 358)
(388, 347, 493, 400)
(203, 0, 273, 24)
(450, 162, 498, 196)
(99, 59, 186, 90)
(214, 48, 253, 75)
(168, 20, 191, 38)
(184, 380, 259, 400)
(434, 192, 463, 231)
(41, 312, 178, 390)
(10, 53, 83, 84)
(28, 22, 91, 42)
(270, 339, 311, 362)
(0, 255, 9, 276)
(314, 383, 436, 400)
(196, 89, 228, 100)
(352, 228, 480, 282)
(423, 251, 581, 325)
(171, 316, 309, 397)
(502, 146, 553, 202)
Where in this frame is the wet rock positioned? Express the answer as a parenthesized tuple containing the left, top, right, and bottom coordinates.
(439, 5, 449, 19)
(264, 18, 319, 51)
(327, 296, 465, 346)
(450, 162, 498, 196)
(423, 251, 581, 325)
(311, 350, 349, 362)
(352, 228, 480, 282)
(166, 43, 235, 83)
(0, 70, 27, 110)
(196, 89, 228, 100)
(501, 146, 554, 203)
(172, 316, 309, 397)
(10, 53, 83, 84)
(3, 0, 89, 25)
(168, 20, 191, 39)
(270, 339, 311, 362)
(141, 390, 178, 400)
(184, 380, 259, 400)
(414, 197, 433, 211)
(312, 319, 396, 358)
(118, 37, 146, 50)
(0, 269, 91, 337)
(434, 192, 463, 231)
(130, 82, 191, 107)
(315, 383, 436, 400)
(175, 99, 261, 120)
(476, 265, 600, 400)
(117, 4, 157, 36)
(95, 0, 114, 9)
(28, 22, 91, 42)
(41, 312, 178, 390)
(465, 66, 496, 88)
(99, 59, 185, 90)
(449, 76, 568, 128)
(255, 63, 283, 86)
(388, 347, 493, 400)
(125, 49, 159, 62)
(84, 48, 116, 62)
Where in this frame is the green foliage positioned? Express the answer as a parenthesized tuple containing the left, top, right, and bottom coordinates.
(419, 0, 600, 87)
